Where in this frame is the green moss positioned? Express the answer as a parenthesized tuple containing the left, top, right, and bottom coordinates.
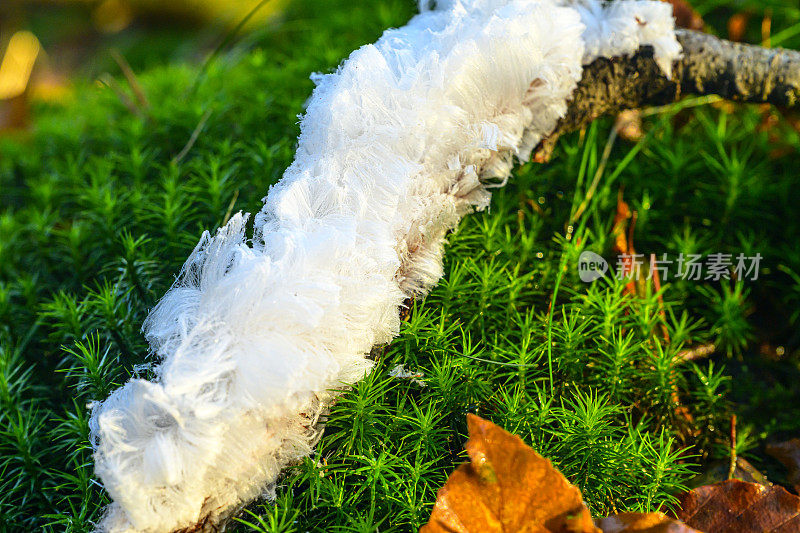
(1, 0, 800, 530)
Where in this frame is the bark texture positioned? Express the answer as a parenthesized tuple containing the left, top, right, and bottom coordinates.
(534, 29, 800, 161)
(678, 29, 800, 107)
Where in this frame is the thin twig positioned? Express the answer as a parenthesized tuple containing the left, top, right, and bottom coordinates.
(173, 108, 214, 164)
(190, 0, 279, 94)
(110, 48, 149, 110)
(650, 253, 670, 343)
(676, 343, 716, 363)
(98, 74, 141, 117)
(221, 189, 240, 226)
(728, 414, 738, 480)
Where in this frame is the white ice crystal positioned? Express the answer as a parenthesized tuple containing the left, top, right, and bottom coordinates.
(389, 364, 427, 386)
(89, 1, 681, 531)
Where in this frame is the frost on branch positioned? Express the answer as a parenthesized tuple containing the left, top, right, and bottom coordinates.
(88, 1, 680, 531)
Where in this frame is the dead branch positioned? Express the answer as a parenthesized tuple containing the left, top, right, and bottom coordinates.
(534, 29, 800, 161)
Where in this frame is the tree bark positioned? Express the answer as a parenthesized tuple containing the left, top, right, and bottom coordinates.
(534, 29, 800, 161)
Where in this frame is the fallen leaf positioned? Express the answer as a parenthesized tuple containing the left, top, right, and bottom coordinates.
(596, 512, 700, 532)
(728, 13, 750, 42)
(611, 190, 638, 299)
(676, 479, 800, 532)
(422, 416, 703, 533)
(766, 439, 800, 494)
(664, 0, 704, 31)
(690, 457, 772, 489)
(612, 190, 633, 257)
(420, 414, 599, 533)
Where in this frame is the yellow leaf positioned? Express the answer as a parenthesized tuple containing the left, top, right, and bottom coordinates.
(422, 415, 705, 533)
(420, 414, 599, 533)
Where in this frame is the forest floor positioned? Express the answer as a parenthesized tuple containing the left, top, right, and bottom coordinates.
(1, 0, 800, 530)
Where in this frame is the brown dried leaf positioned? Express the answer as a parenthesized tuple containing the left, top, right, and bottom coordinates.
(663, 0, 704, 31)
(676, 479, 800, 532)
(596, 512, 701, 533)
(611, 191, 639, 299)
(691, 457, 772, 489)
(420, 414, 599, 533)
(422, 416, 708, 533)
(612, 190, 633, 257)
(766, 439, 800, 494)
(728, 12, 750, 42)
